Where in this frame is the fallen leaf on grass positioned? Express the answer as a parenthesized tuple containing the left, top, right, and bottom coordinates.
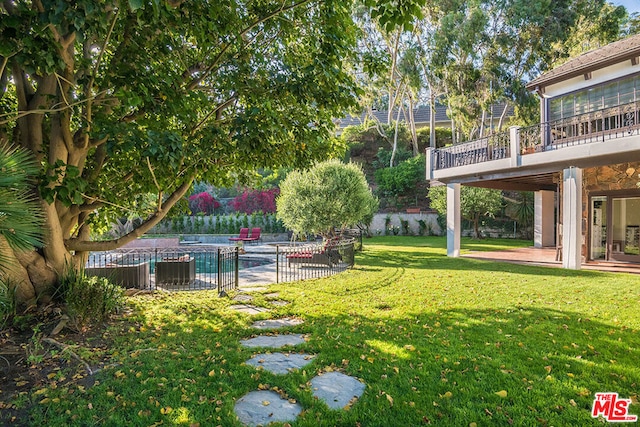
(495, 390, 507, 398)
(386, 394, 394, 407)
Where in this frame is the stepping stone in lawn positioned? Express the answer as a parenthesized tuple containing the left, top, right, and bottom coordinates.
(251, 318, 304, 330)
(233, 294, 254, 302)
(240, 334, 306, 349)
(235, 390, 302, 427)
(246, 353, 315, 375)
(263, 292, 279, 298)
(269, 300, 290, 307)
(310, 371, 366, 410)
(229, 304, 270, 315)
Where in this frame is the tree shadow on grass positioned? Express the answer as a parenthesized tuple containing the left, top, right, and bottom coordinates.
(298, 306, 640, 426)
(357, 248, 611, 278)
(23, 292, 640, 427)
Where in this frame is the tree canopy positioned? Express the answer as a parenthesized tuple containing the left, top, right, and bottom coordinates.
(277, 160, 378, 238)
(0, 0, 362, 301)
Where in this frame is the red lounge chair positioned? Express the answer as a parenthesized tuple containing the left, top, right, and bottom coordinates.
(229, 228, 250, 242)
(243, 228, 262, 244)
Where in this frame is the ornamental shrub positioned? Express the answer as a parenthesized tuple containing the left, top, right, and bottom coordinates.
(188, 192, 220, 215)
(230, 188, 279, 214)
(277, 160, 378, 238)
(374, 155, 425, 198)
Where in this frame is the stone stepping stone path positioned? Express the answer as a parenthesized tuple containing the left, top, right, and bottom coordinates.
(234, 390, 302, 427)
(251, 318, 303, 330)
(240, 334, 306, 348)
(263, 292, 280, 298)
(229, 304, 270, 315)
(268, 300, 289, 307)
(310, 371, 366, 410)
(235, 316, 366, 425)
(233, 294, 254, 302)
(246, 352, 315, 375)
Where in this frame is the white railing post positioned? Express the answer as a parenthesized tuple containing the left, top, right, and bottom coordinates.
(425, 147, 433, 180)
(509, 125, 520, 167)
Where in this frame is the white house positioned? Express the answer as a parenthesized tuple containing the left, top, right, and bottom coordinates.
(426, 33, 640, 269)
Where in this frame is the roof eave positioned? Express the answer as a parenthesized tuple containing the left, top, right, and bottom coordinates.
(526, 50, 640, 92)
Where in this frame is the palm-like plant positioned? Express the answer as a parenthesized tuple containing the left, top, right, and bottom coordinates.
(504, 191, 535, 239)
(0, 144, 44, 272)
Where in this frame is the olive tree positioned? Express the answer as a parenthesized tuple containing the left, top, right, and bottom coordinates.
(277, 160, 378, 238)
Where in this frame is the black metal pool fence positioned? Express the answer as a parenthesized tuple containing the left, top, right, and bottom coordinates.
(85, 246, 239, 294)
(275, 238, 356, 283)
(85, 237, 358, 292)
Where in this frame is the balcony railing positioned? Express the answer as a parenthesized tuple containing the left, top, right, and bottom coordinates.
(525, 100, 640, 154)
(431, 100, 640, 171)
(432, 130, 511, 170)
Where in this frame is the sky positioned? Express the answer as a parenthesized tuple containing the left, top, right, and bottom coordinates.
(613, 0, 640, 14)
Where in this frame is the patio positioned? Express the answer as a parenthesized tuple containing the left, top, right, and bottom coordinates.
(463, 246, 640, 274)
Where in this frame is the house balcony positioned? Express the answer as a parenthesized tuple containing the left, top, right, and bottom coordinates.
(426, 100, 640, 190)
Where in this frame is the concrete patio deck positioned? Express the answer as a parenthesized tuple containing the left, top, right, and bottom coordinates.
(463, 247, 640, 274)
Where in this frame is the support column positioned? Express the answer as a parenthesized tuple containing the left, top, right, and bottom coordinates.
(446, 183, 461, 257)
(509, 126, 520, 166)
(534, 190, 555, 248)
(425, 147, 433, 181)
(562, 167, 582, 269)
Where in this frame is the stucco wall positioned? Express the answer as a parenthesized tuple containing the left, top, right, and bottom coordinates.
(369, 212, 441, 236)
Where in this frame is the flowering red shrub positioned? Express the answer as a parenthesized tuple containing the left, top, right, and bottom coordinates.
(230, 188, 279, 214)
(188, 192, 220, 215)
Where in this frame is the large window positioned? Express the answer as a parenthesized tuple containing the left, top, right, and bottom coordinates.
(549, 73, 640, 122)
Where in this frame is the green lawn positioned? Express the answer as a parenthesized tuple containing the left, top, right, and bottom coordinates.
(30, 237, 640, 426)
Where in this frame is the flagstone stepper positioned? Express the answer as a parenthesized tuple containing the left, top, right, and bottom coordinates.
(245, 352, 315, 375)
(310, 371, 366, 410)
(240, 334, 306, 349)
(229, 304, 270, 315)
(251, 318, 304, 330)
(234, 390, 302, 427)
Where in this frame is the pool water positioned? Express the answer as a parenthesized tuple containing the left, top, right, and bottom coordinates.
(111, 254, 272, 274)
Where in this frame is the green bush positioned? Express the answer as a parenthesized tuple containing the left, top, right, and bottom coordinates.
(277, 160, 378, 237)
(416, 127, 453, 149)
(59, 269, 125, 327)
(341, 122, 412, 157)
(400, 219, 410, 235)
(375, 155, 425, 198)
(373, 147, 413, 169)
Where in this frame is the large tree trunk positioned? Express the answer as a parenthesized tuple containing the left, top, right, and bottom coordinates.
(407, 94, 419, 156)
(3, 174, 193, 305)
(429, 90, 436, 149)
